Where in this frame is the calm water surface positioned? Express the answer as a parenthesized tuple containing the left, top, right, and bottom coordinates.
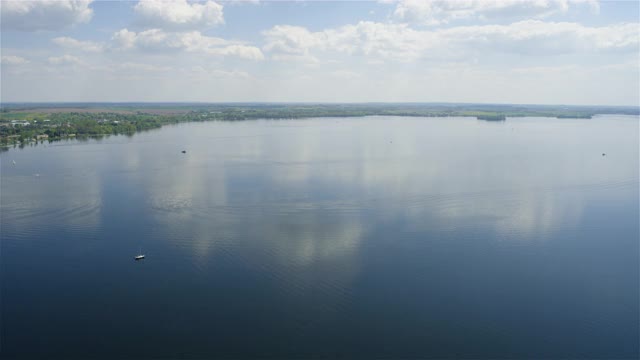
(1, 116, 639, 359)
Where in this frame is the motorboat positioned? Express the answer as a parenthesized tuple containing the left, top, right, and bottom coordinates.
(135, 247, 145, 260)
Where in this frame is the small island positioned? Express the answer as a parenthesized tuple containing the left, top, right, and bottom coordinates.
(476, 114, 507, 121)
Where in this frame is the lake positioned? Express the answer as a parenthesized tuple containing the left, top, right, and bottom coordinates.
(1, 116, 638, 359)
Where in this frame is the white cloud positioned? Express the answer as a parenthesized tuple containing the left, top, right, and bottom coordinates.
(116, 62, 172, 72)
(329, 70, 362, 80)
(48, 55, 84, 66)
(1, 0, 93, 31)
(208, 44, 264, 60)
(271, 53, 320, 64)
(226, 0, 260, 5)
(134, 0, 224, 30)
(447, 20, 638, 54)
(111, 28, 264, 60)
(52, 37, 104, 52)
(262, 25, 326, 56)
(187, 66, 250, 79)
(111, 28, 226, 52)
(263, 20, 639, 62)
(1, 55, 30, 65)
(392, 0, 600, 26)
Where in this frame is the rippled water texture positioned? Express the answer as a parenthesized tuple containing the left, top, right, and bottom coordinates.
(2, 116, 639, 358)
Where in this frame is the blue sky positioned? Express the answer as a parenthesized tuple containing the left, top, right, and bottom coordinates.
(1, 0, 638, 105)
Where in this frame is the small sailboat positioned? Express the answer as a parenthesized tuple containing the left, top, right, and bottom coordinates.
(135, 247, 145, 260)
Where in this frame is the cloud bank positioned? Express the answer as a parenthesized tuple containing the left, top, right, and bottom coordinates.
(392, 0, 600, 25)
(134, 0, 224, 30)
(263, 20, 639, 62)
(1, 0, 94, 31)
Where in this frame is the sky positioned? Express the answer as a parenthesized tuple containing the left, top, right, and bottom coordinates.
(1, 0, 639, 105)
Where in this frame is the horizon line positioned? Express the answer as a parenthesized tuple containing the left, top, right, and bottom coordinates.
(1, 101, 639, 108)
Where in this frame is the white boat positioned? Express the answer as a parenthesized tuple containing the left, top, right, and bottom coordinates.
(135, 247, 145, 260)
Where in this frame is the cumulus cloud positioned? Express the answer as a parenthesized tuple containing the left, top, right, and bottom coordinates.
(116, 62, 172, 72)
(263, 20, 639, 62)
(262, 25, 326, 56)
(209, 44, 265, 60)
(1, 0, 93, 31)
(1, 55, 30, 65)
(111, 28, 264, 60)
(271, 53, 321, 64)
(446, 20, 638, 54)
(111, 28, 226, 51)
(52, 37, 104, 52)
(226, 0, 260, 5)
(47, 55, 84, 66)
(392, 0, 600, 26)
(188, 66, 250, 79)
(329, 70, 362, 80)
(134, 0, 224, 30)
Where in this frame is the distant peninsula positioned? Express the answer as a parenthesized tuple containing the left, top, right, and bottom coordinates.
(1, 102, 638, 147)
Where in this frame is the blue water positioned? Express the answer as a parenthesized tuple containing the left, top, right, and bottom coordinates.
(1, 116, 638, 359)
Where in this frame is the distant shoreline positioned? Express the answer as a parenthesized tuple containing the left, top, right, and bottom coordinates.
(1, 103, 638, 147)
